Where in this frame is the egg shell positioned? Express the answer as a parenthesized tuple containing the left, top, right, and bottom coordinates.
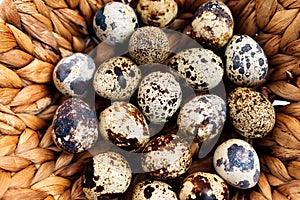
(168, 48, 224, 91)
(136, 0, 178, 28)
(141, 133, 192, 180)
(177, 94, 226, 143)
(191, 0, 234, 49)
(129, 26, 170, 65)
(99, 101, 150, 152)
(53, 53, 96, 97)
(179, 172, 229, 200)
(132, 179, 178, 200)
(93, 56, 141, 100)
(83, 152, 132, 199)
(225, 34, 268, 86)
(227, 87, 275, 138)
(138, 71, 182, 124)
(52, 98, 98, 153)
(213, 139, 260, 189)
(93, 2, 138, 45)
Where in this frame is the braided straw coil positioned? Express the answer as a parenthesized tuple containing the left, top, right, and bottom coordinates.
(0, 0, 299, 199)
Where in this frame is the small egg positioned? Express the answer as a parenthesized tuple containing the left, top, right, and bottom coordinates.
(52, 98, 98, 153)
(129, 26, 170, 65)
(141, 133, 192, 180)
(191, 0, 234, 49)
(213, 138, 260, 189)
(83, 152, 132, 199)
(136, 0, 178, 27)
(177, 94, 226, 143)
(227, 87, 275, 138)
(93, 56, 141, 100)
(179, 172, 229, 200)
(99, 101, 150, 152)
(53, 53, 96, 97)
(138, 71, 182, 123)
(168, 48, 224, 91)
(225, 34, 268, 86)
(132, 179, 178, 200)
(93, 2, 138, 45)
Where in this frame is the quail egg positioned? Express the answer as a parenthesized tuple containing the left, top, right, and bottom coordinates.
(136, 0, 178, 27)
(168, 48, 224, 91)
(141, 133, 192, 180)
(227, 87, 275, 138)
(213, 138, 260, 189)
(138, 71, 182, 124)
(93, 56, 141, 100)
(177, 94, 226, 143)
(83, 151, 132, 199)
(52, 98, 98, 153)
(225, 34, 268, 86)
(132, 179, 178, 200)
(179, 172, 229, 200)
(191, 0, 234, 49)
(53, 53, 96, 97)
(93, 2, 138, 45)
(99, 101, 150, 152)
(129, 26, 170, 65)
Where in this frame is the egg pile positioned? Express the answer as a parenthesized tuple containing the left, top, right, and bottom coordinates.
(50, 0, 276, 199)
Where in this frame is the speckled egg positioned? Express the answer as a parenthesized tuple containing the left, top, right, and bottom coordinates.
(227, 87, 275, 138)
(52, 98, 98, 153)
(99, 101, 150, 152)
(132, 179, 178, 200)
(138, 71, 182, 124)
(53, 53, 96, 97)
(179, 172, 229, 200)
(168, 48, 224, 91)
(225, 34, 268, 86)
(177, 94, 226, 143)
(141, 133, 192, 180)
(191, 0, 234, 49)
(83, 151, 132, 199)
(136, 0, 178, 27)
(129, 26, 170, 65)
(93, 2, 138, 45)
(213, 139, 260, 189)
(93, 56, 141, 100)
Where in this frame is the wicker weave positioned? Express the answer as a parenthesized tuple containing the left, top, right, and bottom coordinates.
(0, 0, 299, 199)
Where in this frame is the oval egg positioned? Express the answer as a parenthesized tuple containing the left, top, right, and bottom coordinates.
(99, 101, 150, 152)
(225, 34, 268, 86)
(213, 139, 260, 189)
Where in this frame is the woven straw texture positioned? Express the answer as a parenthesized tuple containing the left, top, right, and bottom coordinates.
(0, 0, 299, 199)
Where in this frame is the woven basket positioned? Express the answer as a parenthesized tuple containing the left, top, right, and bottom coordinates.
(0, 0, 299, 199)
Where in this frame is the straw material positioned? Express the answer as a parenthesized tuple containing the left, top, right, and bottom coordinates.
(0, 0, 299, 199)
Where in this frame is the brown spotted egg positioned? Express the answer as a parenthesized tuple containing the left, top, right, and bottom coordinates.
(213, 139, 260, 189)
(177, 94, 226, 143)
(52, 98, 98, 153)
(93, 2, 138, 45)
(93, 56, 141, 100)
(138, 71, 182, 124)
(191, 0, 234, 49)
(179, 172, 229, 200)
(225, 34, 268, 86)
(132, 180, 178, 200)
(136, 0, 178, 27)
(129, 26, 170, 65)
(83, 151, 132, 199)
(168, 48, 224, 91)
(99, 101, 150, 152)
(227, 87, 275, 138)
(53, 53, 96, 98)
(141, 133, 192, 180)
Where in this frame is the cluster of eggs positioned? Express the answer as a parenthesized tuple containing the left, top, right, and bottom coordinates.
(50, 0, 276, 199)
